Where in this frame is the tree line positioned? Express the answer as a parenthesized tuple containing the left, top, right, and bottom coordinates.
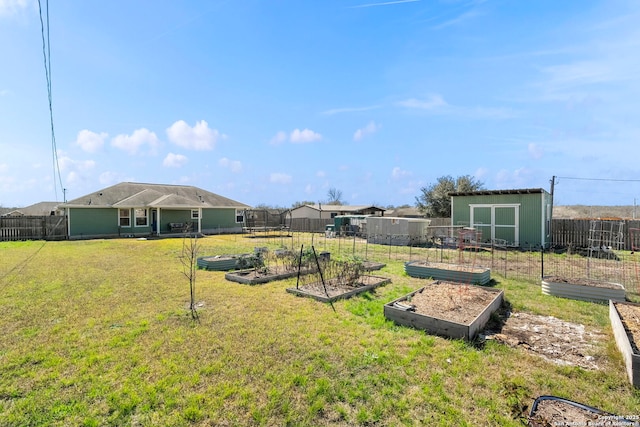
(253, 176, 484, 218)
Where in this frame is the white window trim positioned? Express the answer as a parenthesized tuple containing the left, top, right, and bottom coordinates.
(191, 209, 199, 219)
(135, 208, 149, 227)
(119, 208, 131, 228)
(235, 209, 244, 224)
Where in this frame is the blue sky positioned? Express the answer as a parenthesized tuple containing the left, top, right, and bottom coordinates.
(1, 0, 640, 208)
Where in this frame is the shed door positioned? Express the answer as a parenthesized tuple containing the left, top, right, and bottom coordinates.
(471, 207, 492, 244)
(470, 204, 519, 246)
(494, 206, 517, 245)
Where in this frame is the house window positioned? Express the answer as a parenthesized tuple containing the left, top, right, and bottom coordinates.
(235, 209, 244, 223)
(330, 213, 337, 218)
(135, 208, 148, 226)
(119, 209, 131, 227)
(191, 209, 199, 219)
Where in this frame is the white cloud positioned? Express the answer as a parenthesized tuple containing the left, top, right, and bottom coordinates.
(397, 95, 447, 110)
(76, 129, 108, 153)
(99, 171, 132, 186)
(304, 184, 314, 194)
(351, 0, 420, 8)
(0, 0, 29, 16)
(320, 105, 381, 115)
(218, 157, 242, 173)
(111, 128, 159, 155)
(316, 170, 326, 178)
(290, 128, 322, 143)
(397, 95, 517, 119)
(353, 121, 381, 141)
(0, 163, 7, 172)
(391, 167, 411, 179)
(0, 89, 9, 96)
(270, 173, 292, 184)
(528, 143, 544, 160)
(269, 131, 288, 145)
(495, 168, 533, 189)
(475, 167, 489, 180)
(58, 155, 95, 173)
(166, 120, 222, 151)
(163, 153, 188, 168)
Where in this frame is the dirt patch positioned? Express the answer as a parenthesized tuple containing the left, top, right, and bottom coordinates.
(294, 275, 389, 299)
(405, 281, 499, 324)
(410, 261, 488, 274)
(484, 312, 607, 370)
(615, 303, 640, 353)
(544, 275, 622, 289)
(528, 398, 604, 426)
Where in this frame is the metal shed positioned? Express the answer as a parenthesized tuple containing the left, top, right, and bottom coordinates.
(450, 188, 552, 248)
(366, 217, 432, 246)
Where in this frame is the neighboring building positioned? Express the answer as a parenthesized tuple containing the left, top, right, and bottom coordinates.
(60, 182, 250, 239)
(450, 188, 552, 248)
(366, 216, 432, 246)
(2, 202, 63, 217)
(384, 206, 425, 218)
(290, 204, 385, 220)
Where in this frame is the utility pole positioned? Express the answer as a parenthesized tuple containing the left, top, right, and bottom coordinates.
(548, 176, 555, 248)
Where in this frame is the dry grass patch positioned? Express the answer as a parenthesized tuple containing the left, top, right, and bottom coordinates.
(0, 236, 638, 426)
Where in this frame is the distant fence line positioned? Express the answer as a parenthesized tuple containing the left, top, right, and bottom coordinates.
(0, 216, 68, 242)
(4, 215, 640, 249)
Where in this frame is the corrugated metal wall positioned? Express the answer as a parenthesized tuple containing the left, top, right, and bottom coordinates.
(452, 192, 549, 247)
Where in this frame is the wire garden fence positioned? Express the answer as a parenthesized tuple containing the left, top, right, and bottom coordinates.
(241, 231, 640, 296)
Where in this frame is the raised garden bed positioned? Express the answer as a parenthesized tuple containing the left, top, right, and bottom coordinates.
(610, 300, 640, 388)
(197, 254, 254, 271)
(384, 281, 503, 340)
(225, 260, 385, 285)
(405, 261, 491, 285)
(527, 395, 631, 426)
(287, 275, 390, 303)
(542, 276, 626, 303)
(225, 267, 309, 285)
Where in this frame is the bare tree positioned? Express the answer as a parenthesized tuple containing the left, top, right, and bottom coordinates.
(326, 188, 345, 205)
(180, 229, 200, 321)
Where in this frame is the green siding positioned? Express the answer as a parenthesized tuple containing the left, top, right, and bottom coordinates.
(69, 208, 152, 237)
(69, 207, 242, 237)
(201, 208, 240, 230)
(451, 191, 550, 248)
(69, 208, 118, 237)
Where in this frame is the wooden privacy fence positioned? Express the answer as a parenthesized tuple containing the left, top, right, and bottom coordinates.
(0, 216, 68, 241)
(551, 219, 640, 251)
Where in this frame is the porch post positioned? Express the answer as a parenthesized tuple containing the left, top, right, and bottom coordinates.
(198, 208, 202, 233)
(157, 208, 161, 235)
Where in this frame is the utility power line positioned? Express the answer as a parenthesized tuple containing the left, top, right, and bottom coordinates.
(38, 0, 64, 202)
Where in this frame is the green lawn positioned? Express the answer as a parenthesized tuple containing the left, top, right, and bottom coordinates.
(0, 236, 638, 426)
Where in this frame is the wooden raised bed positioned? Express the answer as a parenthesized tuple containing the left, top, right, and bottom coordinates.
(286, 275, 390, 303)
(610, 300, 640, 388)
(404, 261, 491, 285)
(542, 276, 626, 303)
(384, 281, 503, 340)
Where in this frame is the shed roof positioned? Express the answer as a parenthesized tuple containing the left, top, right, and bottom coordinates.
(61, 182, 250, 209)
(449, 188, 547, 197)
(294, 204, 386, 213)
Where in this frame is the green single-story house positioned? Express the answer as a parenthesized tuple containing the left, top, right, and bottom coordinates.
(60, 182, 251, 239)
(450, 188, 552, 248)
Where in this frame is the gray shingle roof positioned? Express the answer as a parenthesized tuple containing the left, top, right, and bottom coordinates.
(62, 182, 250, 209)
